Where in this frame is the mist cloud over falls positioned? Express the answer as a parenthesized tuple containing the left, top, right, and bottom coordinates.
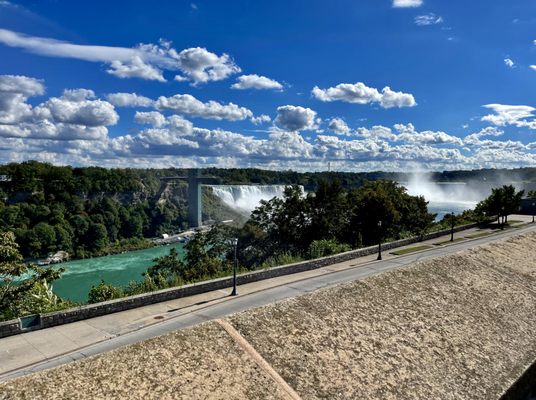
(403, 174, 487, 219)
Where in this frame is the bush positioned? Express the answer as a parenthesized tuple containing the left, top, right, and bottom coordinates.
(87, 280, 123, 303)
(123, 274, 174, 296)
(16, 279, 76, 317)
(260, 252, 304, 269)
(308, 239, 351, 259)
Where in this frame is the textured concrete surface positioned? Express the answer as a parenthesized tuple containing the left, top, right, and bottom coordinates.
(231, 232, 536, 399)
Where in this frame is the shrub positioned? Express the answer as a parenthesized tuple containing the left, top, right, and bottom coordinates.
(87, 280, 123, 303)
(260, 252, 304, 269)
(17, 279, 76, 316)
(308, 239, 351, 259)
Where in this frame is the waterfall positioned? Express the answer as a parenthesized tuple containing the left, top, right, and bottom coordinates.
(209, 185, 293, 214)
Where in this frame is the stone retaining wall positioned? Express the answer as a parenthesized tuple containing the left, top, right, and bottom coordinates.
(0, 320, 20, 337)
(0, 222, 481, 339)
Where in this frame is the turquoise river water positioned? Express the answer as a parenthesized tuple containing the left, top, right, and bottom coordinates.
(52, 243, 185, 303)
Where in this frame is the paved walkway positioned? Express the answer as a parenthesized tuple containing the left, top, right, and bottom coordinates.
(1, 215, 535, 381)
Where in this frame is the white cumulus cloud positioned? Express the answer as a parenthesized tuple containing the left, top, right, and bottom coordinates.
(172, 47, 241, 85)
(393, 0, 423, 8)
(106, 92, 154, 108)
(312, 82, 416, 109)
(155, 94, 253, 121)
(328, 118, 351, 136)
(0, 75, 118, 141)
(482, 104, 536, 129)
(251, 114, 271, 125)
(135, 111, 167, 128)
(231, 74, 283, 90)
(0, 75, 44, 124)
(393, 123, 463, 145)
(35, 93, 118, 127)
(107, 56, 165, 82)
(274, 105, 319, 132)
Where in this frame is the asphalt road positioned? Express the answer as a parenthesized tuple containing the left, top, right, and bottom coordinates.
(2, 222, 535, 382)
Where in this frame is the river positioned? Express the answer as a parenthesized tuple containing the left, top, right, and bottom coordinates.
(52, 243, 185, 304)
(428, 200, 476, 221)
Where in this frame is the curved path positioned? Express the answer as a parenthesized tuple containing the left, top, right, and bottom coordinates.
(1, 218, 535, 382)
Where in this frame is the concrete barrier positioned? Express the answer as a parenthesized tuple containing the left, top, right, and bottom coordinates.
(500, 358, 536, 400)
(0, 222, 482, 339)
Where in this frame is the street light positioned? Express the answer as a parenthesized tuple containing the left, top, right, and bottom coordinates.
(450, 212, 455, 242)
(532, 202, 535, 223)
(230, 238, 238, 296)
(377, 220, 382, 261)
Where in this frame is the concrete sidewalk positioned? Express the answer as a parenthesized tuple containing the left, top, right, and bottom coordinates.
(1, 215, 534, 378)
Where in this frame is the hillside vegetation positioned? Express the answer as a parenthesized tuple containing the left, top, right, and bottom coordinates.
(0, 161, 241, 259)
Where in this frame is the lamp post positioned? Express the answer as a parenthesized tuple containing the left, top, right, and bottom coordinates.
(377, 220, 382, 261)
(450, 212, 455, 242)
(230, 238, 238, 296)
(532, 202, 535, 223)
(501, 206, 505, 230)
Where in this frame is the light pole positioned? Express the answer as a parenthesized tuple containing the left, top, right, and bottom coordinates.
(377, 220, 382, 261)
(230, 238, 238, 296)
(501, 206, 505, 230)
(532, 202, 535, 223)
(450, 212, 455, 242)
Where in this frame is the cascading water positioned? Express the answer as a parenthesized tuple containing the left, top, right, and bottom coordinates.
(210, 185, 293, 214)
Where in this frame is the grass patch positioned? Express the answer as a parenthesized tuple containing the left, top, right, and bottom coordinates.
(390, 245, 432, 255)
(510, 222, 529, 228)
(433, 238, 466, 246)
(465, 231, 493, 239)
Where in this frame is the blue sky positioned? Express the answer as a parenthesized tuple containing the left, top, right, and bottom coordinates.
(0, 0, 535, 171)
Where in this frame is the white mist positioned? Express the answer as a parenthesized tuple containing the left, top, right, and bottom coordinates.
(403, 174, 484, 220)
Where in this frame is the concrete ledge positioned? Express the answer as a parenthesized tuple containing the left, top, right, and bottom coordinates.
(0, 222, 482, 339)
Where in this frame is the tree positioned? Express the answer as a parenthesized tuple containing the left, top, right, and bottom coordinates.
(349, 181, 401, 246)
(250, 185, 310, 253)
(54, 223, 73, 252)
(308, 180, 349, 243)
(147, 225, 235, 285)
(476, 185, 524, 225)
(147, 248, 185, 280)
(87, 280, 123, 304)
(86, 223, 109, 252)
(236, 221, 273, 268)
(31, 222, 57, 255)
(0, 231, 64, 320)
